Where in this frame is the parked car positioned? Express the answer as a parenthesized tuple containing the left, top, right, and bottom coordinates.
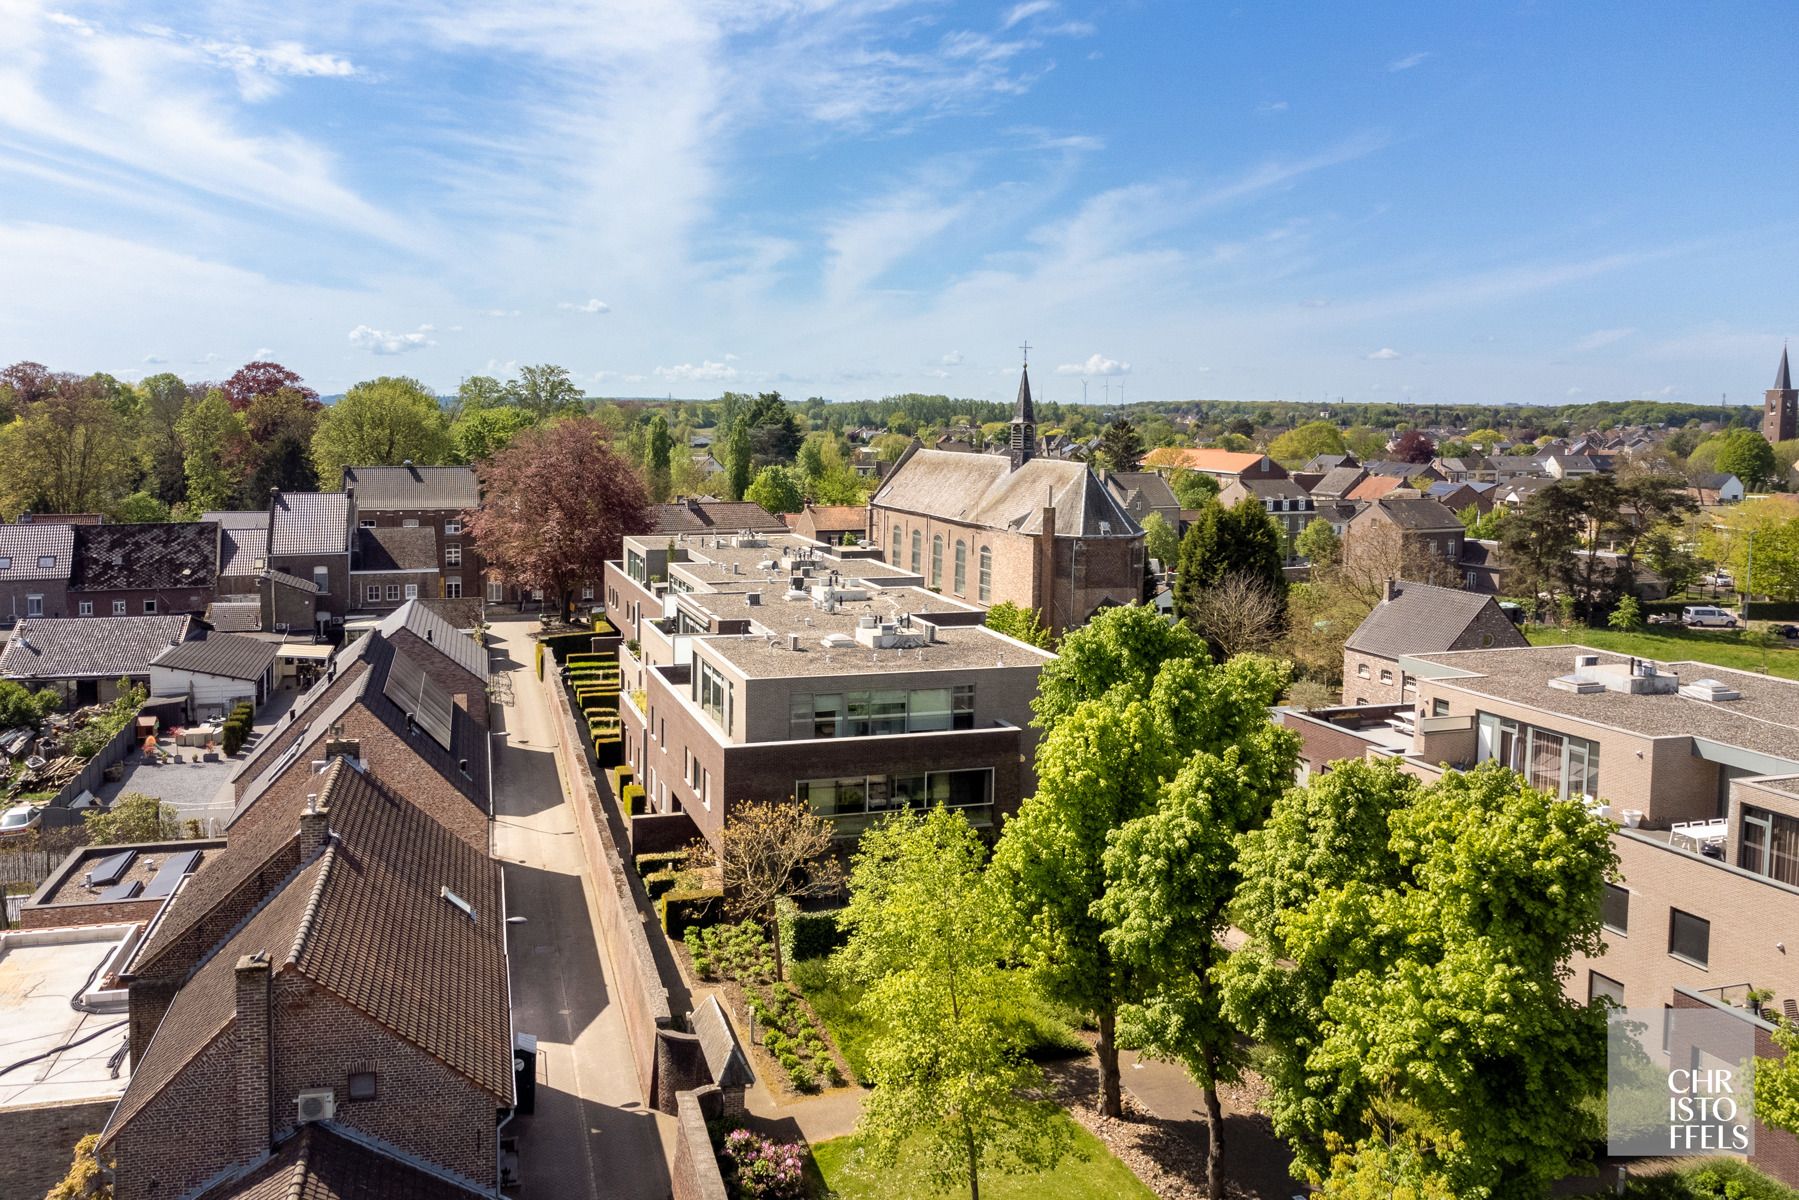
(0, 802, 41, 837)
(1647, 611, 1681, 625)
(1704, 572, 1734, 588)
(1770, 624, 1799, 640)
(1682, 605, 1738, 628)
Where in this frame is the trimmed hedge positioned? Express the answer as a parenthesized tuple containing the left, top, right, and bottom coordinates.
(220, 701, 254, 755)
(777, 900, 846, 964)
(620, 783, 646, 815)
(660, 886, 723, 937)
(607, 764, 635, 795)
(635, 850, 685, 877)
(642, 869, 682, 901)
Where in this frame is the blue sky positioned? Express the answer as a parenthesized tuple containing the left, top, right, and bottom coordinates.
(2, 0, 1796, 407)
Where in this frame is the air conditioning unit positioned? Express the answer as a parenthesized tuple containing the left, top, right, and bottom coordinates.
(296, 1089, 336, 1123)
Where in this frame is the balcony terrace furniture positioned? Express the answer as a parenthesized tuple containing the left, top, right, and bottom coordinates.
(1670, 818, 1729, 856)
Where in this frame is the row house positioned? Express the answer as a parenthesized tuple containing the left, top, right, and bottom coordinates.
(342, 464, 478, 602)
(1217, 477, 1316, 564)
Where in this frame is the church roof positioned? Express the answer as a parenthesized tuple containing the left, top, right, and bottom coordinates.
(1778, 346, 1792, 392)
(1013, 365, 1035, 425)
(872, 449, 1140, 537)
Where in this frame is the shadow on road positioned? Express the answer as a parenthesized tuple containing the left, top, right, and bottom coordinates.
(511, 1080, 672, 1200)
(504, 860, 610, 1039)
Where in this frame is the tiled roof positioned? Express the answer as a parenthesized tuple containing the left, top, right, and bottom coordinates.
(1302, 453, 1358, 472)
(0, 614, 191, 681)
(1345, 581, 1525, 660)
(218, 524, 269, 578)
(0, 523, 75, 581)
(1346, 474, 1406, 502)
(797, 505, 867, 532)
(151, 631, 279, 681)
(1363, 497, 1462, 531)
(418, 596, 484, 632)
(197, 1124, 489, 1200)
(341, 465, 479, 511)
(374, 600, 490, 682)
(650, 500, 787, 534)
(1142, 447, 1274, 475)
(106, 759, 511, 1147)
(206, 601, 263, 633)
(203, 510, 273, 531)
(354, 526, 438, 572)
(70, 522, 218, 592)
(871, 449, 1141, 537)
(1309, 466, 1368, 498)
(1103, 471, 1180, 515)
(1226, 477, 1311, 501)
(270, 492, 352, 556)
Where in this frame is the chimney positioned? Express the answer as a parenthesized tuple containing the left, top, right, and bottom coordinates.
(233, 952, 272, 1162)
(298, 797, 329, 858)
(1383, 578, 1401, 602)
(322, 736, 361, 764)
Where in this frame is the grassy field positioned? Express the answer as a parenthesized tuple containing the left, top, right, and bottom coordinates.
(1524, 624, 1799, 681)
(811, 1113, 1156, 1200)
(789, 958, 1084, 1085)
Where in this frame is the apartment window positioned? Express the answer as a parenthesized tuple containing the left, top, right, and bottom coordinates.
(581, 585, 595, 600)
(143, 599, 157, 614)
(953, 540, 967, 595)
(1740, 806, 1799, 886)
(797, 767, 994, 836)
(1356, 663, 1370, 678)
(367, 585, 382, 603)
(26, 594, 42, 617)
(446, 544, 462, 567)
(1668, 909, 1710, 968)
(978, 546, 991, 602)
(113, 600, 127, 616)
(445, 520, 462, 536)
(37, 555, 53, 569)
(1379, 669, 1393, 684)
(788, 684, 974, 739)
(360, 519, 377, 529)
(627, 551, 647, 584)
(1431, 699, 1450, 717)
(1476, 713, 1600, 801)
(910, 529, 922, 574)
(487, 580, 505, 602)
(695, 658, 732, 730)
(701, 768, 711, 811)
(78, 601, 93, 616)
(386, 584, 401, 601)
(1588, 971, 1624, 1006)
(403, 518, 419, 528)
(445, 578, 462, 599)
(313, 566, 329, 593)
(347, 1072, 378, 1101)
(403, 584, 418, 600)
(931, 535, 943, 588)
(1601, 883, 1630, 935)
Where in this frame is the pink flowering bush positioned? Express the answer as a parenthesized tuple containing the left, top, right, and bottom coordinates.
(720, 1128, 805, 1200)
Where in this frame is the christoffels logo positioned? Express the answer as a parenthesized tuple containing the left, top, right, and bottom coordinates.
(1608, 1006, 1756, 1158)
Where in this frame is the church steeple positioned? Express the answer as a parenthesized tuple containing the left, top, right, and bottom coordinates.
(1767, 344, 1797, 444)
(1009, 343, 1036, 469)
(1777, 345, 1791, 391)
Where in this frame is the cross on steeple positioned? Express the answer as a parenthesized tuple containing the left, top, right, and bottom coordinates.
(1020, 340, 1031, 366)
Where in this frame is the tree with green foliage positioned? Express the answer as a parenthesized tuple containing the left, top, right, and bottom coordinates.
(136, 371, 193, 505)
(1464, 428, 1504, 453)
(744, 465, 803, 514)
(504, 363, 584, 418)
(453, 374, 509, 417)
(451, 404, 538, 464)
(983, 601, 1053, 649)
(1609, 595, 1641, 631)
(1167, 468, 1220, 509)
(1458, 504, 1507, 541)
(0, 372, 136, 518)
(739, 392, 804, 467)
(992, 607, 1263, 1119)
(1140, 511, 1179, 567)
(1173, 499, 1288, 645)
(242, 387, 321, 497)
(0, 680, 60, 727)
(723, 419, 753, 502)
(176, 390, 247, 513)
(1096, 419, 1146, 472)
(44, 1133, 112, 1200)
(1294, 517, 1340, 566)
(110, 491, 172, 523)
(1773, 439, 1799, 487)
(839, 808, 1070, 1200)
(1345, 425, 1390, 461)
(643, 412, 674, 503)
(1269, 421, 1347, 466)
(1099, 684, 1297, 1198)
(84, 792, 183, 844)
(1221, 759, 1616, 1197)
(1713, 426, 1778, 491)
(310, 376, 452, 481)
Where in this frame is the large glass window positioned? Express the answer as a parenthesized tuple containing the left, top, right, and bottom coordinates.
(953, 541, 967, 594)
(910, 529, 922, 574)
(787, 684, 977, 739)
(978, 546, 991, 602)
(695, 658, 731, 730)
(1588, 971, 1624, 1005)
(931, 536, 943, 589)
(627, 550, 647, 583)
(797, 767, 994, 836)
(1476, 713, 1599, 801)
(891, 525, 901, 566)
(1741, 806, 1799, 886)
(1669, 909, 1709, 967)
(1602, 884, 1629, 935)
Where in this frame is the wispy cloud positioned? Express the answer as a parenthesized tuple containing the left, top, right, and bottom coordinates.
(655, 360, 738, 383)
(1388, 51, 1431, 72)
(1003, 1, 1057, 30)
(1256, 100, 1289, 114)
(1572, 327, 1635, 352)
(348, 324, 436, 354)
(558, 298, 610, 314)
(1367, 347, 1401, 360)
(1057, 353, 1130, 376)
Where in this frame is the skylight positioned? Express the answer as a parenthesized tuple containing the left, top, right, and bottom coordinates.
(441, 885, 476, 921)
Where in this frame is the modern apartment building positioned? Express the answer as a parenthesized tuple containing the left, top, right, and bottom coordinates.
(605, 529, 1053, 849)
(1277, 645, 1799, 1181)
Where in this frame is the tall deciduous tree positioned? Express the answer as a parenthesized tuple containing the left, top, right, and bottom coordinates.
(137, 372, 194, 505)
(1100, 701, 1297, 1198)
(466, 418, 651, 617)
(242, 388, 321, 496)
(310, 376, 453, 482)
(1269, 421, 1347, 466)
(1140, 511, 1179, 567)
(1294, 517, 1340, 566)
(723, 419, 753, 502)
(644, 412, 674, 503)
(1391, 430, 1437, 464)
(176, 391, 248, 513)
(744, 466, 802, 514)
(0, 372, 134, 518)
(1713, 426, 1777, 490)
(221, 361, 317, 413)
(505, 363, 584, 418)
(1221, 759, 1615, 1198)
(451, 406, 538, 464)
(839, 808, 1069, 1200)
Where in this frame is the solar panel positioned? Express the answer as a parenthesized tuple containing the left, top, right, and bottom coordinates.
(141, 849, 202, 900)
(382, 648, 455, 751)
(86, 850, 136, 889)
(98, 879, 143, 902)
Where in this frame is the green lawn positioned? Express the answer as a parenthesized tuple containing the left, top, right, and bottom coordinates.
(811, 1113, 1156, 1200)
(789, 958, 1083, 1085)
(1524, 624, 1799, 681)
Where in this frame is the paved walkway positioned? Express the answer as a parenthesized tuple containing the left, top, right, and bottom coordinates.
(488, 619, 675, 1200)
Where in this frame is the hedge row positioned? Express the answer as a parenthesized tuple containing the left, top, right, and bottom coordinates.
(220, 701, 254, 756)
(777, 899, 846, 964)
(660, 886, 723, 937)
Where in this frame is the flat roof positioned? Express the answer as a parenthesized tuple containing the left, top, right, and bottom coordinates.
(681, 585, 981, 634)
(700, 621, 1052, 678)
(1404, 646, 1799, 765)
(0, 926, 134, 1108)
(658, 535, 917, 592)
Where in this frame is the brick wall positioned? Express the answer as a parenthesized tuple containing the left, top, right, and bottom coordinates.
(20, 895, 162, 930)
(349, 570, 442, 614)
(111, 1030, 239, 1200)
(0, 580, 71, 621)
(1341, 649, 1404, 706)
(672, 1089, 730, 1200)
(69, 586, 215, 617)
(0, 1098, 116, 1200)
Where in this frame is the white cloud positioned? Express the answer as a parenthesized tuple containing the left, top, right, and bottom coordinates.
(1256, 100, 1290, 114)
(481, 309, 521, 318)
(1056, 353, 1130, 376)
(1003, 1, 1057, 30)
(940, 351, 964, 366)
(142, 354, 166, 364)
(1367, 347, 1401, 360)
(558, 298, 610, 313)
(655, 360, 738, 383)
(348, 323, 436, 354)
(1567, 387, 1584, 396)
(252, 347, 273, 359)
(184, 37, 359, 102)
(1388, 51, 1432, 72)
(1572, 327, 1635, 352)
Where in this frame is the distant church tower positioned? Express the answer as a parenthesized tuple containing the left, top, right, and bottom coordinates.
(1767, 346, 1798, 444)
(1009, 347, 1036, 470)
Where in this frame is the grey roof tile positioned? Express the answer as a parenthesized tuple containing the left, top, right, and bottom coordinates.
(1345, 581, 1526, 660)
(270, 492, 352, 556)
(71, 522, 217, 592)
(341, 465, 479, 510)
(151, 631, 279, 681)
(872, 448, 1141, 537)
(0, 614, 191, 680)
(0, 524, 75, 581)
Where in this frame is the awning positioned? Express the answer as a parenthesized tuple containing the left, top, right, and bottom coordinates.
(278, 642, 333, 661)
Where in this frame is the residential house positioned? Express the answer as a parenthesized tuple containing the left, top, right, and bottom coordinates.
(1340, 579, 1526, 706)
(1308, 465, 1369, 501)
(789, 504, 868, 546)
(1361, 460, 1442, 482)
(1543, 452, 1602, 480)
(1142, 446, 1288, 484)
(650, 499, 789, 536)
(1693, 472, 1746, 505)
(149, 632, 279, 720)
(1426, 480, 1492, 515)
(0, 523, 74, 622)
(1342, 497, 1466, 587)
(342, 464, 480, 602)
(69, 522, 218, 618)
(1431, 455, 1496, 483)
(265, 490, 358, 630)
(1101, 471, 1183, 530)
(351, 525, 442, 612)
(869, 367, 1143, 633)
(1301, 453, 1359, 474)
(1488, 454, 1549, 479)
(1346, 474, 1411, 503)
(0, 613, 192, 704)
(1217, 477, 1317, 563)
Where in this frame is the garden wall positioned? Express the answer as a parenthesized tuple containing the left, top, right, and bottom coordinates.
(672, 1088, 729, 1200)
(39, 708, 145, 830)
(629, 811, 699, 856)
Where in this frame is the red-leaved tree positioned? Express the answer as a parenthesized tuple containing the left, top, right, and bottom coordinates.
(223, 361, 319, 412)
(1392, 429, 1437, 464)
(466, 418, 651, 617)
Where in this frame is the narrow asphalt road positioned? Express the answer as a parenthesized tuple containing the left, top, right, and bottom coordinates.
(488, 617, 676, 1200)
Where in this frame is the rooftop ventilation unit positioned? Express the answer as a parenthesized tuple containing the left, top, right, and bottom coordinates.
(787, 634, 802, 652)
(1548, 674, 1606, 694)
(296, 1090, 336, 1124)
(1679, 678, 1742, 702)
(730, 535, 767, 549)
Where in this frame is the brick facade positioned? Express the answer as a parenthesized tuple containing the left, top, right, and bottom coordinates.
(0, 1098, 116, 1200)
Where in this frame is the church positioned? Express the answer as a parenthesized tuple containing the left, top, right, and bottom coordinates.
(1766, 346, 1797, 444)
(868, 359, 1145, 634)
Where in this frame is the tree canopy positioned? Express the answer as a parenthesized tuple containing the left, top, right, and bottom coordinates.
(310, 376, 453, 482)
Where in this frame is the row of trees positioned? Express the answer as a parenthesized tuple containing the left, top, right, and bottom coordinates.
(824, 608, 1617, 1200)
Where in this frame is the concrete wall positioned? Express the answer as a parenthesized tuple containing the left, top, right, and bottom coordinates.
(0, 1097, 115, 1200)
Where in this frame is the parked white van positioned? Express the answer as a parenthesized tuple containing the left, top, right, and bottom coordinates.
(1681, 605, 1738, 628)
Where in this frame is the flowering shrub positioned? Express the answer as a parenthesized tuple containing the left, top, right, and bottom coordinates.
(720, 1128, 805, 1200)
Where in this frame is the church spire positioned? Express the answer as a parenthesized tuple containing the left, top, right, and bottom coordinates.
(1778, 344, 1792, 392)
(1009, 343, 1036, 469)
